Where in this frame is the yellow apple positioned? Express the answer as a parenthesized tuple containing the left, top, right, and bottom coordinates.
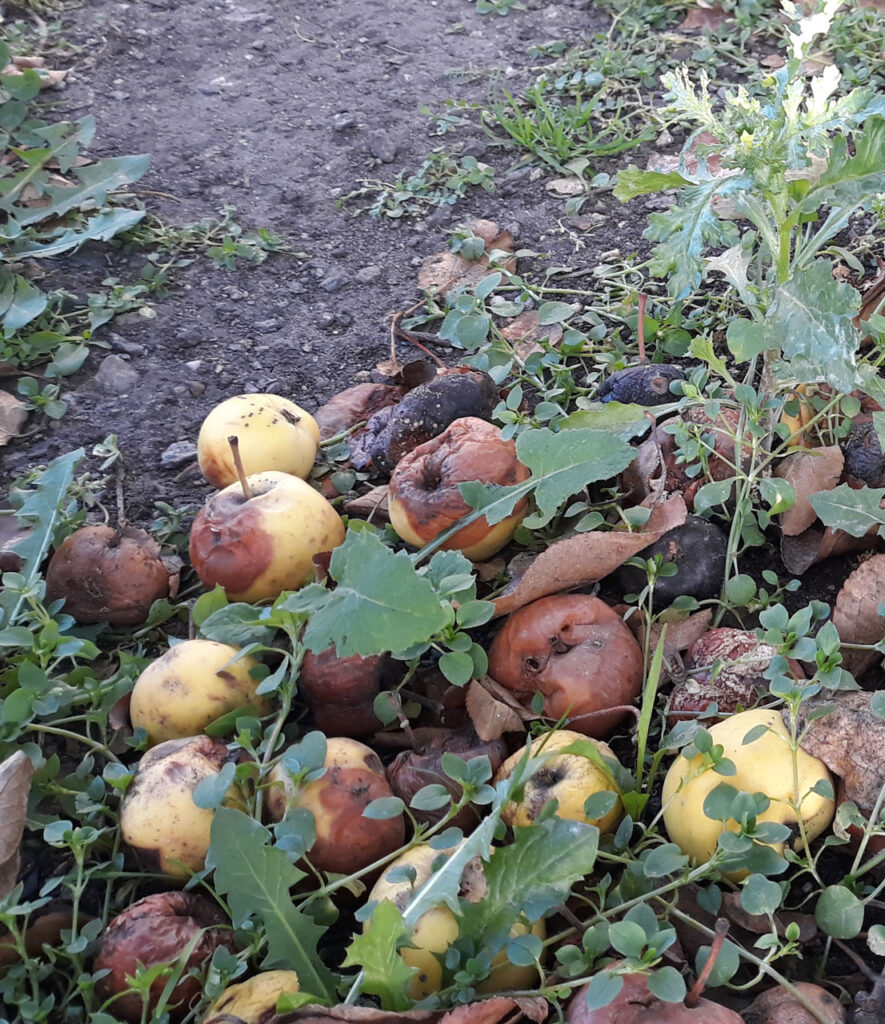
(120, 735, 246, 877)
(202, 970, 300, 1024)
(494, 729, 623, 833)
(266, 737, 405, 875)
(197, 393, 320, 487)
(189, 470, 345, 603)
(367, 843, 545, 1001)
(129, 639, 270, 746)
(662, 708, 835, 873)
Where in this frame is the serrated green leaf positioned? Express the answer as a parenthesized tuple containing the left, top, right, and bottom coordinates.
(802, 116, 885, 212)
(286, 530, 450, 657)
(342, 900, 416, 1011)
(809, 483, 885, 537)
(206, 807, 336, 999)
(198, 604, 277, 647)
(613, 165, 691, 202)
(559, 402, 656, 440)
(12, 208, 145, 259)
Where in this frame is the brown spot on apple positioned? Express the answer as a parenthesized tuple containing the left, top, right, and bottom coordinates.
(189, 497, 273, 595)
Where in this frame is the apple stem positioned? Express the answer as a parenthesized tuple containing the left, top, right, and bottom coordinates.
(684, 916, 729, 1007)
(637, 292, 648, 364)
(228, 435, 254, 500)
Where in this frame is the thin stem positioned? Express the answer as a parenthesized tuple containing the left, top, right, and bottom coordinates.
(227, 435, 254, 500)
(685, 917, 730, 1007)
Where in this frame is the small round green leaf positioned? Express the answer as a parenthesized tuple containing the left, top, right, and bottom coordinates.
(815, 885, 864, 938)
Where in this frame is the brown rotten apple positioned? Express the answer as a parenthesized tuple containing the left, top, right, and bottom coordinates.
(197, 393, 320, 487)
(388, 417, 530, 561)
(488, 595, 643, 738)
(189, 470, 345, 603)
(44, 524, 171, 626)
(266, 737, 405, 875)
(94, 891, 237, 1023)
(298, 647, 385, 737)
(121, 735, 245, 876)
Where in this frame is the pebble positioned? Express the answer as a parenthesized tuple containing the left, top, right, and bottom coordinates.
(185, 360, 202, 371)
(93, 355, 139, 394)
(367, 129, 397, 162)
(160, 441, 198, 469)
(187, 381, 206, 397)
(355, 265, 382, 284)
(108, 333, 146, 356)
(320, 276, 346, 292)
(332, 112, 358, 132)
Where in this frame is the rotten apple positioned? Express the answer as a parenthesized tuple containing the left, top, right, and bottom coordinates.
(189, 469, 345, 602)
(120, 735, 245, 877)
(129, 639, 270, 746)
(298, 647, 386, 737)
(197, 393, 320, 487)
(93, 891, 237, 1023)
(488, 595, 644, 738)
(566, 971, 742, 1023)
(44, 524, 171, 626)
(266, 737, 405, 875)
(388, 417, 530, 561)
(597, 363, 685, 406)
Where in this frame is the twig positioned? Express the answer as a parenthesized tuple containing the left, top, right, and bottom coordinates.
(228, 435, 253, 500)
(685, 917, 729, 1007)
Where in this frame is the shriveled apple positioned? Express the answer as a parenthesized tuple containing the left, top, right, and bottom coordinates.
(44, 524, 171, 626)
(93, 891, 237, 1023)
(266, 737, 405, 875)
(130, 639, 269, 745)
(121, 735, 245, 876)
(298, 647, 385, 737)
(742, 981, 845, 1024)
(202, 970, 301, 1024)
(488, 595, 643, 738)
(189, 469, 345, 602)
(197, 393, 320, 487)
(388, 417, 530, 561)
(662, 709, 835, 873)
(494, 729, 622, 833)
(565, 971, 742, 1023)
(367, 843, 545, 1001)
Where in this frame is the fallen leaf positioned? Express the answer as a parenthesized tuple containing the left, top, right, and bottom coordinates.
(621, 607, 714, 683)
(545, 177, 585, 197)
(473, 556, 506, 583)
(780, 524, 878, 575)
(492, 494, 688, 617)
(272, 997, 547, 1024)
(0, 62, 67, 88)
(832, 554, 885, 678)
(760, 53, 785, 68)
(794, 692, 885, 810)
(418, 219, 515, 297)
(343, 485, 391, 523)
(0, 392, 28, 446)
(775, 446, 844, 536)
(500, 311, 563, 362)
(315, 384, 407, 440)
(720, 893, 817, 942)
(466, 678, 528, 741)
(679, 5, 731, 31)
(0, 751, 34, 898)
(646, 131, 724, 177)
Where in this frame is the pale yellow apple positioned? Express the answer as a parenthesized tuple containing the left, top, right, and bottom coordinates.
(120, 735, 246, 877)
(266, 737, 405, 875)
(494, 729, 623, 833)
(662, 708, 835, 873)
(197, 393, 320, 487)
(367, 843, 545, 1001)
(189, 471, 345, 603)
(202, 970, 300, 1024)
(130, 639, 269, 746)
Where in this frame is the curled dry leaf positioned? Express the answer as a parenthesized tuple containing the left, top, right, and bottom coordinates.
(418, 218, 515, 297)
(0, 750, 35, 898)
(500, 311, 564, 362)
(343, 485, 390, 523)
(791, 692, 885, 810)
(492, 493, 688, 618)
(646, 130, 724, 177)
(780, 524, 877, 575)
(0, 392, 28, 446)
(678, 5, 731, 32)
(466, 677, 529, 741)
(620, 607, 713, 684)
(831, 554, 885, 677)
(272, 997, 547, 1024)
(774, 446, 844, 537)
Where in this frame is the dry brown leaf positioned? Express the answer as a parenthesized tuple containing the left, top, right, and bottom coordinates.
(832, 554, 885, 678)
(0, 392, 28, 446)
(794, 692, 885, 810)
(646, 131, 724, 177)
(344, 485, 390, 523)
(621, 607, 713, 684)
(443, 998, 547, 1024)
(273, 997, 547, 1024)
(720, 893, 817, 942)
(679, 5, 731, 31)
(0, 751, 34, 898)
(418, 219, 515, 297)
(545, 177, 585, 197)
(780, 524, 878, 575)
(492, 494, 688, 618)
(0, 62, 68, 88)
(499, 311, 563, 362)
(466, 679, 527, 741)
(775, 446, 844, 537)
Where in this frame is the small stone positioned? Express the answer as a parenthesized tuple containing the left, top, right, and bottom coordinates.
(160, 440, 198, 469)
(185, 359, 202, 371)
(93, 355, 139, 394)
(355, 265, 382, 284)
(320, 276, 346, 293)
(108, 333, 146, 356)
(367, 129, 397, 163)
(332, 112, 357, 132)
(253, 318, 280, 333)
(187, 381, 206, 397)
(251, 38, 266, 50)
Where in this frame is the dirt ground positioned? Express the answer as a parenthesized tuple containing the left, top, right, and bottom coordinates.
(3, 0, 659, 520)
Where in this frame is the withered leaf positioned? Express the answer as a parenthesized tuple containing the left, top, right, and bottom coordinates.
(0, 392, 28, 447)
(492, 494, 688, 617)
(500, 311, 563, 362)
(344, 485, 390, 523)
(792, 692, 885, 810)
(418, 219, 515, 297)
(0, 751, 34, 898)
(720, 893, 816, 942)
(466, 678, 527, 742)
(832, 554, 885, 678)
(622, 607, 713, 683)
(780, 524, 877, 575)
(272, 997, 547, 1024)
(678, 5, 731, 31)
(775, 446, 844, 537)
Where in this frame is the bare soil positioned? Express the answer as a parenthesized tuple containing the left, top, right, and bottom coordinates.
(3, 0, 656, 520)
